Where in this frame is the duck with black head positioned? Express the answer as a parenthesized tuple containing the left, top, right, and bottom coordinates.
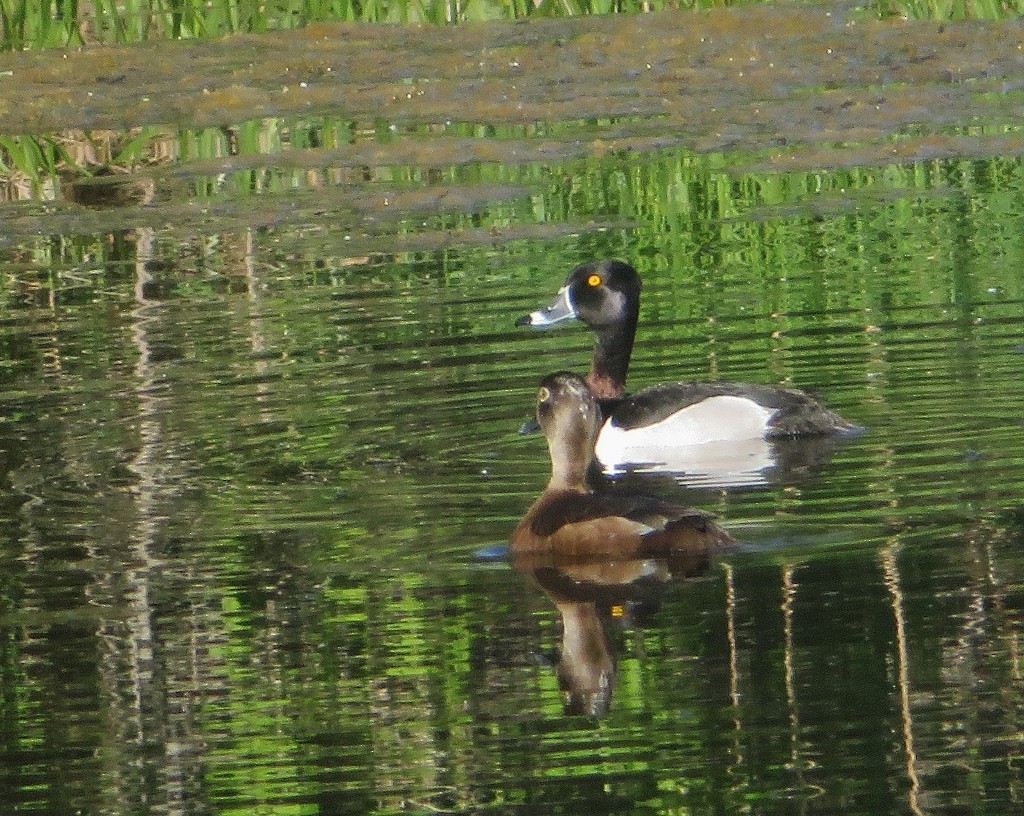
(516, 260, 862, 478)
(509, 371, 733, 560)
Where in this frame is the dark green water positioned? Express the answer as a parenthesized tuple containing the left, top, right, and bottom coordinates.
(1, 6, 1023, 816)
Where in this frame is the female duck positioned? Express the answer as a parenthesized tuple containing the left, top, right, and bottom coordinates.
(510, 371, 733, 558)
(516, 259, 860, 469)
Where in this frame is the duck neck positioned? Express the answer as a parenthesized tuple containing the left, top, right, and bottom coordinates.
(547, 432, 595, 492)
(586, 319, 635, 400)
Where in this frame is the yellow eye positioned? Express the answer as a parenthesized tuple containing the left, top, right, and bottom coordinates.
(538, 386, 550, 402)
(587, 274, 602, 287)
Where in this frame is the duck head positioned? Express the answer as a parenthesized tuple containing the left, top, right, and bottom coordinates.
(518, 260, 641, 399)
(517, 259, 640, 329)
(535, 372, 601, 491)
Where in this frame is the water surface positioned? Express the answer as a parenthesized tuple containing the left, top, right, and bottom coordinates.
(0, 5, 1023, 815)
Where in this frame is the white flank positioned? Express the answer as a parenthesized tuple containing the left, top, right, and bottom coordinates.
(595, 395, 778, 487)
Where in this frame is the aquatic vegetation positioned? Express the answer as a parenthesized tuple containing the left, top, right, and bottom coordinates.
(3, 0, 1021, 54)
(0, 128, 163, 197)
(871, 0, 1018, 18)
(0, 0, 703, 50)
(0, 134, 62, 195)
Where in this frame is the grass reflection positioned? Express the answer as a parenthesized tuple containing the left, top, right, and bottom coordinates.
(0, 0, 735, 51)
(1, 146, 1023, 815)
(4, 0, 1024, 55)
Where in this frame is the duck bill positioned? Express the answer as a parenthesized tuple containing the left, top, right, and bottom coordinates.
(515, 285, 577, 328)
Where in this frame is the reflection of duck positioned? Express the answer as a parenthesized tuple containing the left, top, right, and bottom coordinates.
(510, 371, 733, 559)
(516, 260, 861, 479)
(523, 550, 715, 716)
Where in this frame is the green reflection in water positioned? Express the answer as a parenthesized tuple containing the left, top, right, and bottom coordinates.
(1, 86, 1024, 816)
(8, 5, 1024, 198)
(4, 0, 1024, 55)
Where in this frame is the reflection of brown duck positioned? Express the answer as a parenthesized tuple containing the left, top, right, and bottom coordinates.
(527, 553, 713, 716)
(510, 371, 734, 561)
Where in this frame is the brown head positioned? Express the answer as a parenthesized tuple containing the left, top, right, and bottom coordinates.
(535, 372, 602, 491)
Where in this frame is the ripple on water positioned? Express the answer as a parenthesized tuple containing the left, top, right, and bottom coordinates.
(2, 13, 1024, 809)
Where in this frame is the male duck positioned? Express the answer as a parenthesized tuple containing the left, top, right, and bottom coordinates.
(509, 371, 733, 559)
(516, 259, 860, 471)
